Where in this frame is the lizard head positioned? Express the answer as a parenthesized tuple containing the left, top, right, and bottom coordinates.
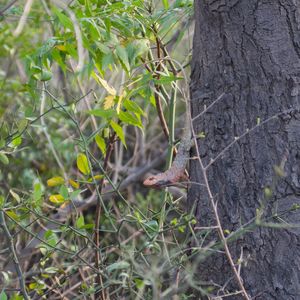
(143, 175, 170, 188)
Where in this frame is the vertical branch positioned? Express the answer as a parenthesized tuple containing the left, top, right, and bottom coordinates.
(40, 84, 67, 178)
(94, 133, 116, 299)
(191, 124, 250, 300)
(13, 0, 33, 37)
(0, 211, 29, 300)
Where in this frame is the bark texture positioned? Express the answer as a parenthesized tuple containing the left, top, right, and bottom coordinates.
(189, 1, 300, 299)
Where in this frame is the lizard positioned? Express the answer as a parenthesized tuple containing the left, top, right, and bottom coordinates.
(143, 95, 193, 189)
(143, 57, 194, 189)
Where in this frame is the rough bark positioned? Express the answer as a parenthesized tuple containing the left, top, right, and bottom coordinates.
(189, 1, 300, 299)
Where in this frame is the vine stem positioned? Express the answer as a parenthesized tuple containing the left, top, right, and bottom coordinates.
(94, 133, 116, 299)
(191, 125, 251, 300)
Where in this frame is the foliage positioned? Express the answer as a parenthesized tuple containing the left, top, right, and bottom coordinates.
(0, 0, 198, 299)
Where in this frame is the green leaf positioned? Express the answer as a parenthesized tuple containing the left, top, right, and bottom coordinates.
(116, 45, 130, 72)
(144, 220, 159, 237)
(154, 75, 183, 84)
(119, 111, 142, 128)
(77, 153, 91, 175)
(6, 210, 20, 221)
(11, 136, 22, 147)
(40, 70, 53, 81)
(95, 135, 106, 155)
(88, 109, 116, 119)
(110, 121, 126, 147)
(52, 7, 73, 30)
(0, 195, 4, 209)
(0, 291, 7, 300)
(162, 0, 169, 9)
(43, 230, 59, 247)
(33, 183, 43, 201)
(70, 189, 81, 200)
(123, 99, 144, 116)
(59, 185, 69, 199)
(0, 153, 9, 165)
(76, 215, 85, 229)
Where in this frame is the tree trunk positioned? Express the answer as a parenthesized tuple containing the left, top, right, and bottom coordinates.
(189, 1, 300, 299)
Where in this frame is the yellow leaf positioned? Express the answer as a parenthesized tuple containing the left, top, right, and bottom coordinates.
(103, 95, 115, 110)
(88, 174, 104, 182)
(56, 45, 67, 52)
(69, 179, 79, 189)
(47, 176, 65, 187)
(116, 93, 124, 114)
(49, 194, 65, 204)
(9, 189, 20, 203)
(76, 153, 91, 175)
(6, 210, 20, 221)
(29, 282, 37, 290)
(92, 72, 116, 96)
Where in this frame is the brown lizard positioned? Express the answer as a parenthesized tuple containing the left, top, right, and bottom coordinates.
(143, 131, 193, 188)
(143, 95, 193, 188)
(143, 58, 194, 189)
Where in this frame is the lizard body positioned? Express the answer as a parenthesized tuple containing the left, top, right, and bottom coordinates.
(143, 108, 193, 189)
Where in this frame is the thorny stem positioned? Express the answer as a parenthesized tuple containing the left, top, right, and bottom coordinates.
(191, 125, 250, 300)
(94, 133, 116, 299)
(0, 211, 29, 300)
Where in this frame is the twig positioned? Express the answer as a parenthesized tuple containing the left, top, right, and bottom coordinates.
(0, 211, 29, 300)
(0, 0, 19, 16)
(13, 0, 33, 37)
(191, 124, 250, 299)
(94, 133, 116, 300)
(205, 106, 300, 170)
(40, 84, 67, 178)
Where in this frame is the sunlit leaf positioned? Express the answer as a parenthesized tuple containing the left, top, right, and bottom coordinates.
(76, 153, 91, 175)
(87, 174, 104, 182)
(11, 136, 22, 147)
(162, 0, 169, 9)
(49, 194, 65, 204)
(116, 92, 125, 114)
(69, 179, 80, 189)
(9, 189, 20, 203)
(47, 176, 65, 187)
(92, 72, 116, 95)
(6, 210, 20, 221)
(103, 95, 115, 110)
